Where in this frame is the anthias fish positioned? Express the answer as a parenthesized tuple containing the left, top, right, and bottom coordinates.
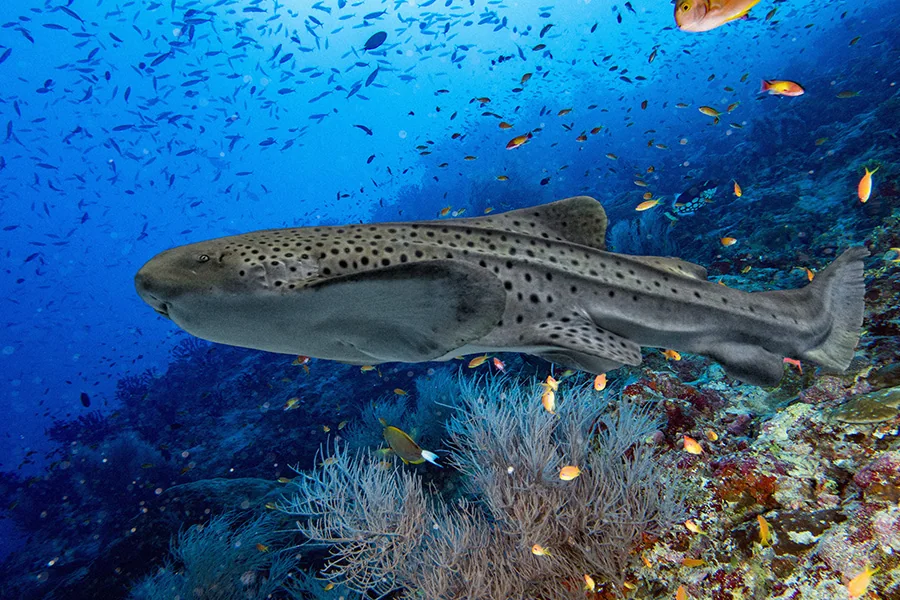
(135, 197, 867, 387)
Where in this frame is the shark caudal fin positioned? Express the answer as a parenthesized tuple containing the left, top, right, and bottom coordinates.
(803, 247, 868, 372)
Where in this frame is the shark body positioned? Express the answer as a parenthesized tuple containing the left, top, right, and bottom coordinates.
(135, 197, 867, 386)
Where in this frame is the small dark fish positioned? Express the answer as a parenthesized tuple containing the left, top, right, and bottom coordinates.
(364, 10, 386, 20)
(366, 154, 375, 164)
(540, 176, 551, 185)
(0, 48, 11, 65)
(540, 23, 553, 38)
(353, 124, 373, 135)
(80, 392, 91, 407)
(363, 31, 387, 51)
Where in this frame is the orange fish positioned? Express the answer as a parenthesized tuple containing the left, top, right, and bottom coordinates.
(684, 519, 705, 534)
(394, 388, 408, 396)
(492, 357, 506, 371)
(559, 465, 582, 481)
(558, 108, 572, 116)
(636, 199, 661, 211)
(676, 585, 688, 600)
(292, 355, 310, 365)
(761, 79, 805, 97)
(506, 133, 532, 150)
(720, 237, 737, 247)
(675, 0, 762, 31)
(543, 375, 559, 392)
(541, 389, 556, 414)
(499, 121, 514, 129)
(682, 558, 706, 567)
(520, 72, 532, 85)
(593, 373, 607, 391)
(583, 574, 596, 592)
(590, 126, 603, 134)
(531, 544, 551, 556)
(805, 268, 815, 281)
(847, 565, 878, 598)
(857, 166, 879, 203)
(757, 514, 772, 546)
(439, 206, 452, 217)
(783, 357, 802, 374)
(683, 435, 703, 455)
(663, 349, 682, 361)
(256, 543, 269, 553)
(468, 354, 489, 368)
(733, 181, 742, 197)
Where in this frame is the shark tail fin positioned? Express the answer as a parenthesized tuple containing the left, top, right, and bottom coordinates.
(802, 247, 868, 372)
(420, 450, 441, 467)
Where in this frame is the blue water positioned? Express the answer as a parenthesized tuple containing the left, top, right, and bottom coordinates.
(0, 0, 897, 597)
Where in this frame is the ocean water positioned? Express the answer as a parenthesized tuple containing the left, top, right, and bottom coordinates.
(1, 0, 899, 598)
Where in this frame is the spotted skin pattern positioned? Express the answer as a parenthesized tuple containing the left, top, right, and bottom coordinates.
(136, 197, 867, 386)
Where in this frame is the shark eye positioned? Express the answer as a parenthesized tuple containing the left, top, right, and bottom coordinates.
(197, 254, 210, 263)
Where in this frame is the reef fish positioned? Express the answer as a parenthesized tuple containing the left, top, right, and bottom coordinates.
(675, 0, 762, 32)
(669, 180, 717, 218)
(380, 420, 440, 466)
(135, 197, 868, 387)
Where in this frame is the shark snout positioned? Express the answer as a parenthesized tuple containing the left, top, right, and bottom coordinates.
(134, 267, 171, 318)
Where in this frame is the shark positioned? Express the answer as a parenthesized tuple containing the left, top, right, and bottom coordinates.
(135, 196, 867, 386)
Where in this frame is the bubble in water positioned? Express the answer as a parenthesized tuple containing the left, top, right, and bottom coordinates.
(172, 28, 182, 37)
(683, 161, 690, 167)
(398, 130, 407, 139)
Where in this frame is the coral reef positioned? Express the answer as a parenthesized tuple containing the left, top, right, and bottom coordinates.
(280, 377, 683, 599)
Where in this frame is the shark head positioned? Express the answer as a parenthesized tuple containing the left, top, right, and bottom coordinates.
(135, 234, 326, 352)
(135, 226, 507, 364)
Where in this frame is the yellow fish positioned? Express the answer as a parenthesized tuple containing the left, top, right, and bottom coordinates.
(858, 166, 878, 203)
(683, 435, 703, 455)
(675, 0, 763, 32)
(698, 106, 721, 117)
(663, 349, 682, 361)
(847, 565, 878, 598)
(468, 354, 489, 368)
(636, 199, 661, 211)
(757, 514, 772, 546)
(541, 388, 556, 414)
(733, 180, 742, 197)
(583, 574, 596, 592)
(380, 419, 440, 466)
(720, 236, 738, 247)
(559, 465, 582, 481)
(531, 544, 551, 556)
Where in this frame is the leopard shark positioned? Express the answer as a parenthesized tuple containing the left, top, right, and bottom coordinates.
(135, 196, 867, 386)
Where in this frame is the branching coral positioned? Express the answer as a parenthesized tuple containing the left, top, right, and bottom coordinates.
(130, 513, 293, 600)
(280, 375, 684, 598)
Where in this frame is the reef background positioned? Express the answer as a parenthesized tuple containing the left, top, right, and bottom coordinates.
(0, 0, 899, 598)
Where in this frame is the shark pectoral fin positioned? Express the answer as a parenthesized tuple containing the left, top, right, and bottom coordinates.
(706, 343, 783, 386)
(307, 260, 506, 363)
(470, 196, 608, 251)
(532, 318, 642, 374)
(630, 256, 708, 281)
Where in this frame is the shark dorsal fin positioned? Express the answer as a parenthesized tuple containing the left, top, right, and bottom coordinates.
(477, 196, 608, 251)
(631, 255, 708, 281)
